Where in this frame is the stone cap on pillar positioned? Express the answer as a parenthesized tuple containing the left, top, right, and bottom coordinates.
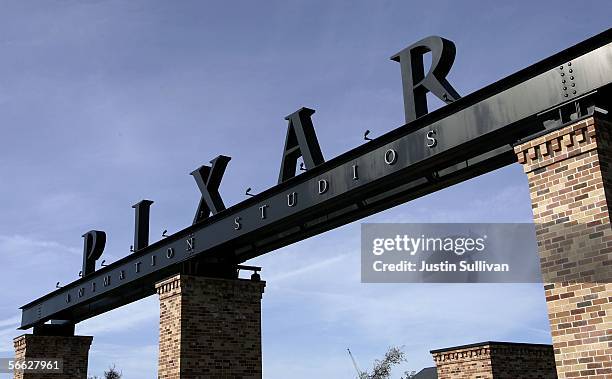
(155, 273, 266, 301)
(514, 116, 606, 173)
(13, 334, 93, 354)
(430, 341, 554, 355)
(430, 341, 557, 378)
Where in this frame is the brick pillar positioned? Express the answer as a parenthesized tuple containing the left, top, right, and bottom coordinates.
(156, 274, 266, 379)
(515, 116, 612, 379)
(13, 334, 93, 379)
(431, 342, 556, 379)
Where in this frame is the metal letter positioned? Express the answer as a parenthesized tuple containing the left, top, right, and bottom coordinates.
(132, 200, 153, 252)
(318, 179, 329, 194)
(186, 235, 195, 252)
(81, 230, 106, 277)
(385, 149, 398, 165)
(391, 36, 461, 123)
(259, 204, 268, 219)
(278, 107, 325, 183)
(427, 130, 437, 147)
(287, 192, 297, 207)
(234, 217, 242, 230)
(191, 155, 231, 224)
(166, 248, 175, 259)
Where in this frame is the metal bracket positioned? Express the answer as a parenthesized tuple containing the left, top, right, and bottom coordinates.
(236, 265, 262, 281)
(33, 320, 75, 336)
(557, 61, 578, 99)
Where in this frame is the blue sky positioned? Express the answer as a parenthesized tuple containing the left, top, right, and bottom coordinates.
(0, 1, 610, 378)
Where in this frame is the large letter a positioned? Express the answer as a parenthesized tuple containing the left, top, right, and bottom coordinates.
(278, 107, 324, 184)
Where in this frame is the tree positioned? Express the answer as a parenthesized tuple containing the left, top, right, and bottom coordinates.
(104, 365, 122, 379)
(88, 364, 122, 379)
(358, 346, 416, 379)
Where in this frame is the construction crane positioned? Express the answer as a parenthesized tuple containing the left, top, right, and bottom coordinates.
(347, 348, 363, 378)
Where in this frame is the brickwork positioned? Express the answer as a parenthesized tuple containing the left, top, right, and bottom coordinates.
(432, 344, 493, 379)
(156, 274, 266, 379)
(431, 342, 557, 379)
(515, 116, 612, 378)
(13, 334, 92, 379)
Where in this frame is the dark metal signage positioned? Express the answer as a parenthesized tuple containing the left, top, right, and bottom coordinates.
(391, 36, 461, 123)
(20, 29, 612, 330)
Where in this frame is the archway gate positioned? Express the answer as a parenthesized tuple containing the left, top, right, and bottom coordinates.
(14, 29, 612, 379)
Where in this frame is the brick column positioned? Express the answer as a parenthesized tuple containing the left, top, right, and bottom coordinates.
(156, 274, 266, 379)
(13, 334, 93, 379)
(431, 342, 556, 379)
(515, 116, 612, 378)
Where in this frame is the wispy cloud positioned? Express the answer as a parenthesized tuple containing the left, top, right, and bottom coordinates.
(0, 316, 20, 329)
(77, 297, 158, 336)
(0, 316, 20, 353)
(265, 253, 350, 283)
(0, 235, 80, 258)
(0, 234, 85, 309)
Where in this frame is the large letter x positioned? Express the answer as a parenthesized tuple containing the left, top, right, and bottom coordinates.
(191, 155, 231, 224)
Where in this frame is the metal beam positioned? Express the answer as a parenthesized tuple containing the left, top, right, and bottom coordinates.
(20, 29, 612, 330)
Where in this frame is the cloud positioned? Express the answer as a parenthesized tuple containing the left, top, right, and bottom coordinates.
(0, 235, 80, 259)
(77, 297, 159, 336)
(0, 234, 86, 353)
(0, 234, 84, 307)
(88, 343, 158, 378)
(265, 256, 549, 345)
(0, 316, 20, 353)
(265, 253, 350, 283)
(250, 196, 550, 378)
(0, 316, 20, 329)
